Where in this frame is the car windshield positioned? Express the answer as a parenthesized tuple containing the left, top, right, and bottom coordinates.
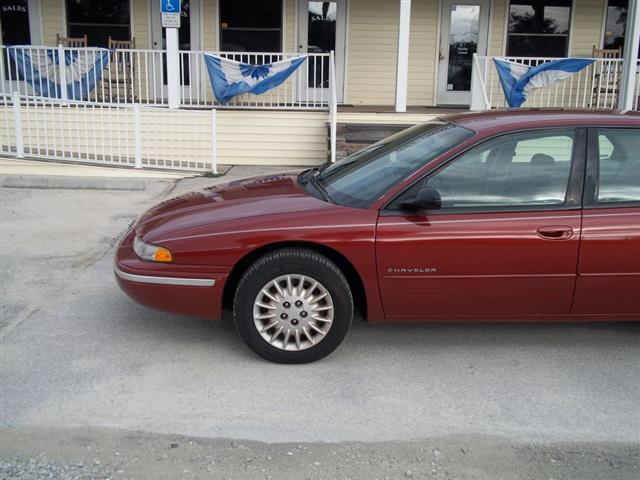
(317, 122, 474, 208)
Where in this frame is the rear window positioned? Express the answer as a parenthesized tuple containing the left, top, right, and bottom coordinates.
(596, 129, 640, 204)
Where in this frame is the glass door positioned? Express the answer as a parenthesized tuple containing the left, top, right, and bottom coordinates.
(437, 0, 489, 105)
(150, 0, 200, 102)
(297, 0, 346, 103)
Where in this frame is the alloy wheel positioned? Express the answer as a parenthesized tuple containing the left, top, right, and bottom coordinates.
(252, 274, 334, 351)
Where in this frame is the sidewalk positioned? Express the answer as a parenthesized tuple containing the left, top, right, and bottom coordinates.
(0, 157, 299, 191)
(0, 158, 201, 179)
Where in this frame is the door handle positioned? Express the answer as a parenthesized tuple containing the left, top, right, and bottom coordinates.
(537, 226, 573, 240)
(439, 48, 446, 61)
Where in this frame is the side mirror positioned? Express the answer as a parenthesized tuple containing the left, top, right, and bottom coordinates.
(400, 186, 442, 211)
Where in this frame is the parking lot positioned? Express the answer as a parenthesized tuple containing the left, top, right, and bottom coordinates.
(1, 169, 639, 479)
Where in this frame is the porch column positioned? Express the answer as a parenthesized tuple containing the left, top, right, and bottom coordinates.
(395, 0, 411, 113)
(619, 0, 640, 111)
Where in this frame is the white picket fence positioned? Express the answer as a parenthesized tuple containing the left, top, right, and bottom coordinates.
(471, 55, 640, 111)
(0, 46, 333, 110)
(0, 93, 217, 172)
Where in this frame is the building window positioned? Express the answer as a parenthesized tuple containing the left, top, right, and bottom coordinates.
(604, 0, 627, 51)
(1, 0, 32, 45)
(219, 0, 282, 52)
(66, 0, 131, 47)
(2, 0, 32, 81)
(603, 0, 639, 58)
(506, 0, 572, 57)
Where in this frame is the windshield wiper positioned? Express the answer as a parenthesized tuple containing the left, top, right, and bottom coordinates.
(314, 162, 333, 181)
(309, 169, 331, 202)
(297, 167, 318, 186)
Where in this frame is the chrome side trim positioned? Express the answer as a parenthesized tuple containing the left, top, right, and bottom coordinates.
(114, 267, 215, 287)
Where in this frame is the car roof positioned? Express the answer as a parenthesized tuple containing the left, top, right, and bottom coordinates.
(443, 109, 640, 134)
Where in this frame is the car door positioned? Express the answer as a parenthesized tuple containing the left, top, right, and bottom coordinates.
(376, 128, 586, 320)
(572, 127, 640, 316)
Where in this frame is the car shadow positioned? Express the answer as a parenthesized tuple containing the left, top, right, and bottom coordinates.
(110, 291, 640, 364)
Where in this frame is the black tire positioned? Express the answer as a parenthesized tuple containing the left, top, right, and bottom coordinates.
(233, 248, 353, 363)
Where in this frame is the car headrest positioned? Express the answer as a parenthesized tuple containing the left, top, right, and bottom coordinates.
(531, 153, 555, 167)
(486, 142, 517, 167)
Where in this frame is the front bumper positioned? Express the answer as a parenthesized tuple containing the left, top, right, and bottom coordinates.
(114, 267, 216, 287)
(114, 229, 228, 320)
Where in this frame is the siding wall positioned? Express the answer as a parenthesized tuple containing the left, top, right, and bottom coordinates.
(284, 0, 296, 53)
(569, 0, 605, 56)
(488, 0, 507, 56)
(132, 0, 151, 49)
(346, 0, 399, 105)
(407, 0, 439, 106)
(217, 111, 326, 165)
(41, 0, 64, 46)
(0, 104, 327, 167)
(202, 0, 217, 51)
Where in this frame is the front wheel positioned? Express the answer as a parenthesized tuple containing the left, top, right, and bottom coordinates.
(233, 248, 353, 363)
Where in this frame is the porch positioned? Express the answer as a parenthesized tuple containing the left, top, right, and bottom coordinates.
(1, 54, 639, 171)
(0, 0, 639, 170)
(3, 0, 640, 110)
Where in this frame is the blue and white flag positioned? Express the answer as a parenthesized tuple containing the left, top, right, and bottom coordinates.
(6, 47, 111, 101)
(494, 57, 595, 108)
(203, 54, 307, 104)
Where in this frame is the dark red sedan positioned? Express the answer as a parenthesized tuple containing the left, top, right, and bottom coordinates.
(115, 110, 640, 363)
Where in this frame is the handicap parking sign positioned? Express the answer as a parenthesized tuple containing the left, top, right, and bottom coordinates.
(161, 0, 180, 14)
(161, 0, 181, 27)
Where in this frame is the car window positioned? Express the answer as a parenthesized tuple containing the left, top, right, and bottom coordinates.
(596, 129, 640, 204)
(396, 129, 576, 210)
(318, 123, 474, 208)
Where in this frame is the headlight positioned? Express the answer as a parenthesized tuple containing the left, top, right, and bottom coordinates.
(133, 235, 173, 263)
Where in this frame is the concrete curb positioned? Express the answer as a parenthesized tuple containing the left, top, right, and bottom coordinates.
(0, 174, 178, 192)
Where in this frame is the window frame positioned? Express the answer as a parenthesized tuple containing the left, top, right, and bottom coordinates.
(382, 126, 588, 216)
(64, 0, 132, 47)
(218, 0, 284, 53)
(583, 126, 640, 209)
(504, 0, 574, 58)
(0, 0, 42, 45)
(601, 0, 626, 51)
(600, 0, 640, 59)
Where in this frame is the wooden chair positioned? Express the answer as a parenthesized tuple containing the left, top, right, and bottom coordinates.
(592, 46, 622, 59)
(56, 33, 88, 47)
(100, 37, 137, 103)
(591, 45, 623, 107)
(108, 37, 136, 50)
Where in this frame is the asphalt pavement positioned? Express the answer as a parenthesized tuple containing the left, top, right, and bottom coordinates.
(1, 165, 639, 479)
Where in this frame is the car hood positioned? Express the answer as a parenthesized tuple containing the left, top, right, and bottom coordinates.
(136, 172, 335, 242)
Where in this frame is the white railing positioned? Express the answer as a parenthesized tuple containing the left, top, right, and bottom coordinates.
(178, 51, 332, 109)
(1, 46, 333, 110)
(0, 45, 168, 105)
(0, 45, 338, 167)
(0, 92, 217, 172)
(471, 55, 640, 111)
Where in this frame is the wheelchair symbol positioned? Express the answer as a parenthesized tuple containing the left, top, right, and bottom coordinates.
(164, 0, 177, 12)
